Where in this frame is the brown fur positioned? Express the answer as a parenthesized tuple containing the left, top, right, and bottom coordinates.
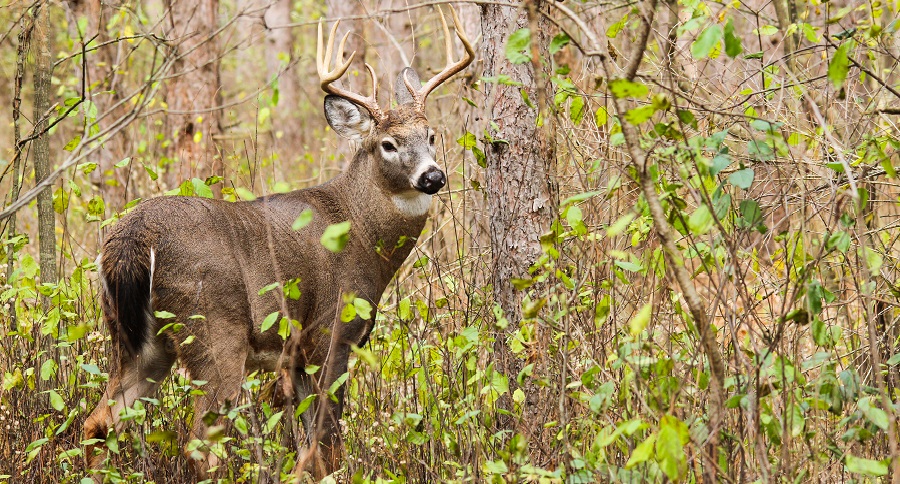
(84, 101, 441, 479)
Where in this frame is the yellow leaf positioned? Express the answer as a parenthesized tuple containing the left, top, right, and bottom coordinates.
(629, 303, 652, 336)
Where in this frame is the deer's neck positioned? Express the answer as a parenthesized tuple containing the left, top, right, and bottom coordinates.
(329, 156, 429, 267)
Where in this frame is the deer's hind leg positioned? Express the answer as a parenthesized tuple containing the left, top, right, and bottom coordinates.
(179, 324, 249, 478)
(291, 335, 351, 479)
(84, 336, 176, 471)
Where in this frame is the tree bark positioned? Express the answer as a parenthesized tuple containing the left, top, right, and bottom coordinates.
(263, 0, 300, 160)
(772, 0, 798, 70)
(6, 9, 35, 329)
(480, 0, 558, 420)
(164, 0, 222, 189)
(34, 1, 58, 288)
(326, 0, 367, 167)
(325, 0, 366, 91)
(63, 0, 128, 210)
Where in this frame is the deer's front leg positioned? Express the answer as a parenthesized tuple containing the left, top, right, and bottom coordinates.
(290, 324, 355, 479)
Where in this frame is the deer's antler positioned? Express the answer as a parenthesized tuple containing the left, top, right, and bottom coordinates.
(317, 20, 385, 123)
(403, 6, 475, 110)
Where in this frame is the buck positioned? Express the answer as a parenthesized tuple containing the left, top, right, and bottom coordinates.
(84, 8, 473, 479)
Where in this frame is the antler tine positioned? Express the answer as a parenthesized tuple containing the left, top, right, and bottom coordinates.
(408, 6, 475, 108)
(317, 19, 385, 121)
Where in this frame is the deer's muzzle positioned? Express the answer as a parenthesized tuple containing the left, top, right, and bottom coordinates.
(417, 167, 446, 195)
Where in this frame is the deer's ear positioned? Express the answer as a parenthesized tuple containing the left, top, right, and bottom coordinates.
(394, 68, 421, 106)
(324, 95, 374, 141)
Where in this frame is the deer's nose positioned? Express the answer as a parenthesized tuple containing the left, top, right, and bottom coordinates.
(417, 167, 446, 195)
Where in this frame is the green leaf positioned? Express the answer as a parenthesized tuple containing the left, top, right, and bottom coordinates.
(260, 312, 279, 333)
(191, 178, 213, 198)
(710, 154, 732, 175)
(608, 79, 649, 99)
(595, 106, 608, 126)
(40, 360, 58, 381)
(569, 96, 585, 125)
(235, 187, 256, 201)
(480, 75, 522, 87)
(484, 459, 509, 474)
(755, 25, 778, 36)
(64, 135, 82, 152)
(737, 199, 763, 229)
(49, 390, 65, 412)
(505, 28, 532, 64)
(747, 140, 774, 161)
(258, 282, 279, 295)
(278, 317, 292, 340)
(295, 394, 316, 416)
(828, 41, 853, 90)
(624, 105, 657, 125)
(615, 260, 642, 272)
(154, 311, 176, 319)
(271, 86, 279, 106)
(657, 415, 689, 481)
(456, 132, 477, 150)
(858, 397, 889, 430)
(607, 212, 636, 237)
(845, 455, 889, 476)
(688, 204, 715, 235)
(728, 168, 755, 189)
(811, 318, 834, 347)
(292, 209, 313, 230)
(677, 109, 697, 129)
(723, 19, 743, 57)
(549, 33, 571, 54)
(807, 280, 824, 315)
(562, 190, 602, 207)
(263, 411, 283, 434)
(826, 231, 851, 253)
(327, 372, 349, 399)
(861, 247, 883, 272)
(472, 146, 486, 168)
(143, 163, 158, 181)
(750, 119, 782, 133)
(87, 197, 105, 217)
(115, 157, 131, 168)
(353, 298, 373, 320)
(691, 24, 723, 59)
(629, 303, 652, 336)
(625, 432, 656, 468)
(320, 221, 351, 253)
(398, 297, 412, 320)
(606, 13, 629, 38)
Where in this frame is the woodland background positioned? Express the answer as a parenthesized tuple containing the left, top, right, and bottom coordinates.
(1, 0, 899, 482)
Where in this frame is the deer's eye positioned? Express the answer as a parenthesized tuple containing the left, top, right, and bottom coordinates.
(381, 140, 397, 153)
(429, 134, 436, 145)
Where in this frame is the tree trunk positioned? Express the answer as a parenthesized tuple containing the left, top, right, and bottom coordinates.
(164, 0, 222, 189)
(34, 1, 58, 288)
(263, 0, 300, 161)
(326, 0, 366, 166)
(772, 0, 798, 70)
(480, 0, 558, 422)
(235, 0, 300, 165)
(63, 0, 128, 210)
(6, 9, 36, 329)
(374, 0, 411, 103)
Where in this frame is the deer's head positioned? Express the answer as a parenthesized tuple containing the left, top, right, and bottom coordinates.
(317, 8, 474, 208)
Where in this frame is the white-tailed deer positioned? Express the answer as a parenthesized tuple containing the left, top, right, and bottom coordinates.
(84, 8, 473, 479)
